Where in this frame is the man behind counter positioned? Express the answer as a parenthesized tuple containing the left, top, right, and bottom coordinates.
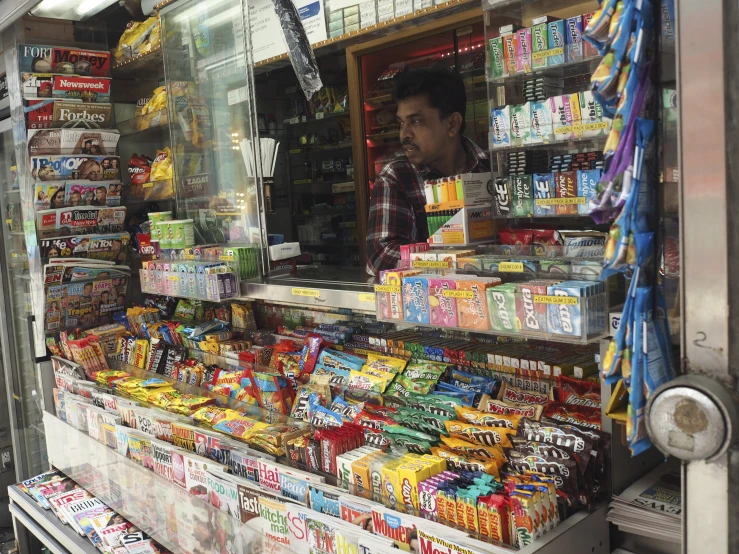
(366, 68, 489, 275)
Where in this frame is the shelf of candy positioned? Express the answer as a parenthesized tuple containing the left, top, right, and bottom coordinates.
(43, 261, 130, 333)
(490, 90, 611, 150)
(13, 472, 170, 554)
(375, 271, 607, 343)
(486, 13, 600, 84)
(47, 310, 609, 553)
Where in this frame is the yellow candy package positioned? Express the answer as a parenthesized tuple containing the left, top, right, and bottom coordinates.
(150, 147, 173, 181)
(439, 435, 507, 466)
(191, 406, 230, 425)
(348, 370, 392, 393)
(454, 405, 521, 430)
(212, 414, 269, 439)
(365, 353, 408, 373)
(444, 420, 515, 448)
(430, 447, 500, 478)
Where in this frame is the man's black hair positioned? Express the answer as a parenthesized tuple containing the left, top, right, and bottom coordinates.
(393, 68, 467, 134)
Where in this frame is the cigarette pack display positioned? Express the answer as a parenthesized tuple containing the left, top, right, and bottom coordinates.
(577, 169, 600, 214)
(28, 128, 120, 156)
(52, 75, 112, 103)
(554, 171, 578, 215)
(510, 103, 532, 146)
(19, 44, 111, 77)
(511, 174, 533, 216)
(26, 100, 113, 129)
(533, 173, 556, 215)
(565, 16, 583, 61)
(31, 155, 121, 182)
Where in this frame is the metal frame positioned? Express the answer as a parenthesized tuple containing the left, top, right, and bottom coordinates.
(8, 484, 98, 554)
(676, 0, 739, 550)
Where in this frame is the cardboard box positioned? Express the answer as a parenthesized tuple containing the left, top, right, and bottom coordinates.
(269, 242, 301, 261)
(427, 203, 494, 246)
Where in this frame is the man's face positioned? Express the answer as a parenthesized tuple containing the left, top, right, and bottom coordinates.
(397, 94, 457, 167)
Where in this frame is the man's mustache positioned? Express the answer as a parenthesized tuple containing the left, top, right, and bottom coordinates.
(402, 139, 419, 149)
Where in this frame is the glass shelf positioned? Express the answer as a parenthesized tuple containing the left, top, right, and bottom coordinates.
(487, 56, 601, 85)
(490, 135, 607, 153)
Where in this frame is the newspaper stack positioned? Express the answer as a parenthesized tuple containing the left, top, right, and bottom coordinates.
(607, 463, 681, 543)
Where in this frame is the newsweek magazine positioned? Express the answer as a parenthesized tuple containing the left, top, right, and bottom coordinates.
(28, 128, 120, 156)
(40, 232, 130, 263)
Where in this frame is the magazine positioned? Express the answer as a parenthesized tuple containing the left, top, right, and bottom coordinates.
(31, 155, 120, 182)
(40, 232, 130, 263)
(44, 271, 129, 331)
(28, 128, 120, 156)
(37, 206, 126, 239)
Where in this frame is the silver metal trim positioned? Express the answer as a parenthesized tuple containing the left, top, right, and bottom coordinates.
(9, 504, 68, 554)
(8, 485, 98, 554)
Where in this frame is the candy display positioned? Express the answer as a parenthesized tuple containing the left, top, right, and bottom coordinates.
(44, 293, 611, 552)
(490, 92, 611, 149)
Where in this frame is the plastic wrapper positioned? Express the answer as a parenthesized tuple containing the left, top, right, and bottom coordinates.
(270, 0, 323, 100)
(113, 15, 159, 63)
(150, 147, 172, 181)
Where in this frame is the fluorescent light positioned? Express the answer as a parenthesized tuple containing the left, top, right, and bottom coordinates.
(31, 0, 117, 20)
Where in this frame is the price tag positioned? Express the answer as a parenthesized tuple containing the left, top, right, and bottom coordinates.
(499, 262, 524, 272)
(412, 260, 451, 269)
(287, 117, 299, 125)
(4, 219, 11, 224)
(358, 293, 376, 303)
(554, 121, 609, 134)
(374, 285, 400, 293)
(289, 148, 302, 154)
(143, 182, 154, 189)
(315, 112, 324, 120)
(292, 287, 320, 298)
(531, 46, 564, 60)
(11, 252, 18, 258)
(440, 230, 464, 244)
(534, 295, 579, 305)
(442, 290, 474, 299)
(294, 179, 312, 185)
(535, 197, 586, 206)
(184, 254, 195, 260)
(167, 275, 179, 281)
(219, 255, 235, 261)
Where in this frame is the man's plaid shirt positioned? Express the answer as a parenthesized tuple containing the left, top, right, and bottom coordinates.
(366, 137, 489, 275)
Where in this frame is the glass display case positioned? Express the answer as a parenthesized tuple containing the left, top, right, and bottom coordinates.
(160, 0, 266, 268)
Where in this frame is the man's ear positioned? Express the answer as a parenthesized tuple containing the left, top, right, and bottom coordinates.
(448, 112, 463, 137)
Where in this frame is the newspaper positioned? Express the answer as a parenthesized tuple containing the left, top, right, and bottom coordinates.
(607, 462, 681, 543)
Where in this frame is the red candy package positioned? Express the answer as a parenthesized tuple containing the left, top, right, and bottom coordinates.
(557, 375, 601, 409)
(531, 229, 561, 257)
(128, 153, 152, 185)
(499, 228, 533, 254)
(299, 335, 323, 378)
(543, 402, 602, 430)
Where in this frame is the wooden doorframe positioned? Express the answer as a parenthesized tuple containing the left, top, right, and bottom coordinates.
(346, 7, 484, 269)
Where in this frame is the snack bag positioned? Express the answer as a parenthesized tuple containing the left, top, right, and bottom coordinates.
(150, 147, 173, 181)
(113, 16, 159, 62)
(128, 153, 152, 185)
